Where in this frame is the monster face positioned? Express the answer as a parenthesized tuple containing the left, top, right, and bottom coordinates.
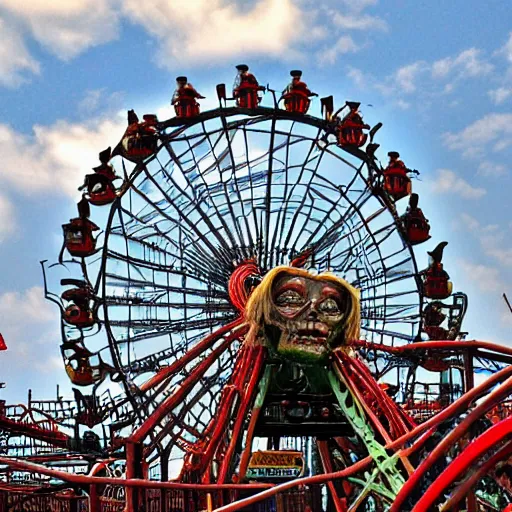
(268, 272, 354, 363)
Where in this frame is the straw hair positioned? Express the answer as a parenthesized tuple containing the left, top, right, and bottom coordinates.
(244, 266, 360, 348)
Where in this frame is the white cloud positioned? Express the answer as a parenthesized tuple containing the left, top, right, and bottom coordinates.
(122, 0, 311, 67)
(0, 16, 40, 86)
(443, 83, 455, 94)
(0, 287, 68, 395)
(431, 58, 451, 79)
(432, 169, 486, 199)
(2, 0, 327, 85)
(395, 99, 411, 110)
(2, 331, 66, 391)
(432, 48, 493, 79)
(331, 11, 387, 31)
(337, 0, 378, 13)
(0, 287, 53, 324)
(0, 194, 16, 241)
(477, 161, 508, 177)
(348, 46, 495, 101)
(318, 36, 359, 66)
(496, 32, 512, 64)
(393, 61, 426, 93)
(347, 67, 367, 88)
(487, 247, 512, 268)
(458, 213, 512, 269)
(390, 49, 491, 96)
(457, 259, 501, 292)
(0, 116, 125, 198)
(0, 0, 120, 60)
(443, 113, 512, 158)
(0, 288, 62, 384)
(459, 213, 481, 232)
(488, 87, 512, 105)
(34, 354, 64, 374)
(78, 89, 108, 114)
(459, 213, 498, 234)
(77, 89, 124, 118)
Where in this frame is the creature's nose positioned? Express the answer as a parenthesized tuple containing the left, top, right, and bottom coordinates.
(307, 309, 318, 320)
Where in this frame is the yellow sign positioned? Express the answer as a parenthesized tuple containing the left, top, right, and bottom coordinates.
(247, 451, 304, 479)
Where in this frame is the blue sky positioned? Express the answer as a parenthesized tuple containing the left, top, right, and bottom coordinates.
(0, 0, 511, 402)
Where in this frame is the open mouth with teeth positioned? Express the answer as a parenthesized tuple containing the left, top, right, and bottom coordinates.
(277, 321, 331, 362)
(289, 321, 329, 346)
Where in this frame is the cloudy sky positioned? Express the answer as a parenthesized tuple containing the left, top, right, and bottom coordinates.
(0, 0, 511, 403)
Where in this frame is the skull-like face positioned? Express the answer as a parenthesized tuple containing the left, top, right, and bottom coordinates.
(267, 272, 353, 363)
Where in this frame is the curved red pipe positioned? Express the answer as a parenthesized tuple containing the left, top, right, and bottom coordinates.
(352, 339, 512, 358)
(336, 352, 414, 438)
(412, 416, 512, 511)
(141, 317, 245, 392)
(391, 373, 512, 511)
(0, 415, 69, 448)
(130, 324, 248, 443)
(217, 346, 266, 483)
(387, 364, 512, 452)
(0, 456, 272, 490)
(228, 260, 260, 312)
(441, 439, 512, 511)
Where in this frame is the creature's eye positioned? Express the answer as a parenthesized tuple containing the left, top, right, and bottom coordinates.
(275, 290, 305, 307)
(318, 298, 341, 315)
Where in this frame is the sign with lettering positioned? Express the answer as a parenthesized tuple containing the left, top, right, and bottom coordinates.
(246, 451, 304, 479)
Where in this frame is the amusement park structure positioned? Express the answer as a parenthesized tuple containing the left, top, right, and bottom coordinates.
(1, 66, 512, 512)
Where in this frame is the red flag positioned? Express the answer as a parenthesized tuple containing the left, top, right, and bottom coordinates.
(0, 333, 7, 351)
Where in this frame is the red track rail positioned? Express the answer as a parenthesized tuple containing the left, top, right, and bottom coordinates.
(0, 415, 69, 448)
(353, 339, 512, 357)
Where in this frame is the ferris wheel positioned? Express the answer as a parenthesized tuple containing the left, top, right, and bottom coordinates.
(44, 71, 426, 415)
(29, 67, 512, 512)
